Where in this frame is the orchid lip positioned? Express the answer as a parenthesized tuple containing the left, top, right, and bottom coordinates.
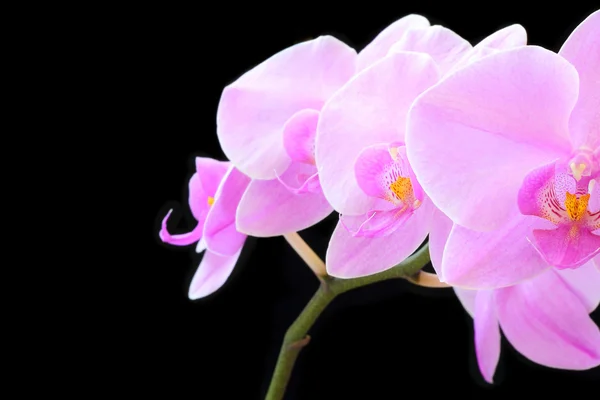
(345, 142, 425, 238)
(518, 158, 600, 269)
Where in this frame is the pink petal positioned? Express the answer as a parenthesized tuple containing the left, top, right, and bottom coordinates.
(276, 170, 321, 195)
(340, 207, 413, 238)
(454, 287, 477, 317)
(354, 143, 423, 203)
(428, 209, 453, 280)
(557, 261, 600, 312)
(188, 249, 242, 299)
(186, 173, 211, 222)
(357, 14, 429, 72)
(283, 109, 319, 165)
(326, 197, 434, 278)
(595, 255, 600, 271)
(517, 159, 574, 220)
(387, 25, 472, 75)
(354, 143, 394, 198)
(559, 10, 600, 148)
(442, 215, 552, 289)
(475, 24, 527, 49)
(446, 46, 498, 75)
(236, 162, 333, 236)
(203, 167, 250, 256)
(590, 179, 600, 212)
(159, 209, 204, 246)
(217, 36, 357, 180)
(495, 269, 600, 370)
(532, 225, 600, 270)
(447, 24, 527, 73)
(316, 51, 440, 215)
(474, 290, 501, 384)
(195, 238, 206, 253)
(406, 46, 576, 232)
(195, 158, 230, 208)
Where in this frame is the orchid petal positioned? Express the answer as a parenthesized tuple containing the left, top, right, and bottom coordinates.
(357, 14, 430, 72)
(442, 215, 552, 289)
(474, 290, 501, 384)
(516, 159, 600, 268)
(589, 179, 600, 212)
(204, 167, 250, 256)
(559, 10, 600, 148)
(454, 287, 477, 317)
(557, 260, 600, 312)
(195, 158, 230, 213)
(532, 225, 600, 270)
(496, 269, 600, 370)
(188, 249, 242, 300)
(317, 51, 440, 215)
(276, 171, 321, 195)
(354, 143, 423, 204)
(354, 143, 395, 199)
(187, 173, 211, 222)
(283, 109, 319, 165)
(195, 238, 207, 253)
(446, 46, 498, 74)
(340, 207, 413, 238)
(236, 162, 333, 236)
(388, 25, 472, 75)
(159, 209, 204, 247)
(429, 209, 453, 280)
(217, 36, 357, 180)
(326, 197, 434, 278)
(517, 159, 574, 221)
(406, 46, 577, 232)
(447, 24, 527, 73)
(475, 24, 527, 50)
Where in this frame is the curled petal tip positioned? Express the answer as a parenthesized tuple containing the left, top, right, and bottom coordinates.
(159, 208, 203, 246)
(159, 209, 174, 242)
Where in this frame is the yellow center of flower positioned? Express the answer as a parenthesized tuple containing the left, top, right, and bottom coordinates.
(564, 192, 589, 221)
(207, 196, 215, 206)
(390, 176, 413, 203)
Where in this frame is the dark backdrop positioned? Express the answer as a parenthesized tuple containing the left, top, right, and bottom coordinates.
(141, 3, 600, 398)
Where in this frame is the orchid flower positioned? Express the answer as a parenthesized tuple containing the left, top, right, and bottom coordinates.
(406, 10, 600, 288)
(316, 16, 527, 278)
(159, 157, 250, 299)
(454, 262, 600, 383)
(215, 35, 357, 237)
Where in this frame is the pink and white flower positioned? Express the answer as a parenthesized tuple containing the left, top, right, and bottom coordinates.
(454, 262, 600, 383)
(216, 35, 357, 236)
(407, 10, 600, 287)
(316, 17, 527, 278)
(160, 157, 250, 299)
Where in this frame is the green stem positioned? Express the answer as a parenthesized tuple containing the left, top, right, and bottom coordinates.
(265, 243, 430, 400)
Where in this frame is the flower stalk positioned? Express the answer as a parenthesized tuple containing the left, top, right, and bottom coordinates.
(265, 242, 432, 400)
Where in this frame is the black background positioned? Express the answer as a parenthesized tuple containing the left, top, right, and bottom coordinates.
(141, 3, 600, 398)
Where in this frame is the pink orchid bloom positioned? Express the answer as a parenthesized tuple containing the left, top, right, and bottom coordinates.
(454, 262, 600, 383)
(215, 35, 357, 237)
(316, 16, 527, 278)
(406, 10, 600, 288)
(159, 157, 250, 299)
